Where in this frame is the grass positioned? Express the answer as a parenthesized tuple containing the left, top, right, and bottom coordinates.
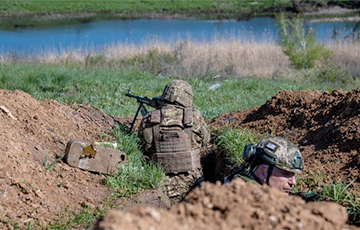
(213, 128, 262, 167)
(43, 152, 64, 171)
(292, 172, 360, 225)
(0, 0, 291, 19)
(2, 62, 358, 121)
(0, 0, 293, 29)
(47, 203, 109, 229)
(0, 0, 358, 30)
(104, 125, 165, 197)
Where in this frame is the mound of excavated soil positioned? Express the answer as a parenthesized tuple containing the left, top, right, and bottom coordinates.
(209, 88, 360, 192)
(3, 87, 360, 229)
(97, 179, 350, 230)
(0, 89, 119, 228)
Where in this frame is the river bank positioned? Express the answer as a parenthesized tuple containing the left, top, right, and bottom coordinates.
(0, 0, 359, 30)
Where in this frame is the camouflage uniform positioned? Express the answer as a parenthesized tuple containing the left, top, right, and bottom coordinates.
(227, 136, 303, 185)
(138, 80, 210, 202)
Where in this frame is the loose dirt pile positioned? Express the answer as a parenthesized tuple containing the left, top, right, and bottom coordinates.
(0, 89, 118, 228)
(2, 87, 360, 229)
(97, 179, 350, 230)
(209, 88, 360, 193)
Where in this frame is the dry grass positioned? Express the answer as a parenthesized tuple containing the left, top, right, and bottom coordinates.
(327, 41, 360, 77)
(1, 38, 359, 79)
(9, 38, 290, 78)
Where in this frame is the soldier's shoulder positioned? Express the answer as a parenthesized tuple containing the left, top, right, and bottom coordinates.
(191, 107, 203, 116)
(233, 174, 261, 185)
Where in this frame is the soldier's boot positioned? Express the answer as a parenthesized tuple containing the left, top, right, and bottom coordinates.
(64, 139, 126, 175)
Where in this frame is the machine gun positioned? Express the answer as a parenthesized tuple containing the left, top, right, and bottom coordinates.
(125, 89, 164, 133)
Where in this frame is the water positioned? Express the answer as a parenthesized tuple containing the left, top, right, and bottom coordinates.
(0, 17, 358, 54)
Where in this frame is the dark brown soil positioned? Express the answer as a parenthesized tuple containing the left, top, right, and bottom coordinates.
(2, 87, 360, 229)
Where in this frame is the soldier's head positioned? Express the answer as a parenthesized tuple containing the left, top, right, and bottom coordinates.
(243, 136, 303, 194)
(162, 80, 194, 107)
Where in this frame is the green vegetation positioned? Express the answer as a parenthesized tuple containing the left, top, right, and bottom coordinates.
(277, 14, 332, 69)
(47, 203, 109, 229)
(0, 0, 292, 29)
(1, 0, 358, 19)
(1, 63, 356, 121)
(213, 128, 262, 166)
(104, 125, 165, 197)
(43, 152, 64, 171)
(292, 172, 360, 225)
(0, 0, 291, 18)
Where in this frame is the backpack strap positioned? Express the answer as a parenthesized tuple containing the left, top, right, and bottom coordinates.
(151, 110, 161, 145)
(150, 109, 161, 124)
(183, 107, 193, 140)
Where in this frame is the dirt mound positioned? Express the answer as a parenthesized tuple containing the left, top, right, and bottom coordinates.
(209, 88, 360, 192)
(2, 86, 360, 229)
(97, 179, 350, 230)
(0, 89, 119, 228)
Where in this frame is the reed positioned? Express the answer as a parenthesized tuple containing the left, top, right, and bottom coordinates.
(326, 41, 360, 78)
(1, 37, 359, 79)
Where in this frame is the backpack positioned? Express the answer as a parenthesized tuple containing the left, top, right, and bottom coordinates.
(150, 105, 201, 174)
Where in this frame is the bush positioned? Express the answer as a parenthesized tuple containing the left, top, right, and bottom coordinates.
(276, 14, 333, 70)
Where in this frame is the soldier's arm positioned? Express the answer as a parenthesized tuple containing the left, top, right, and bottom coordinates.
(192, 109, 210, 146)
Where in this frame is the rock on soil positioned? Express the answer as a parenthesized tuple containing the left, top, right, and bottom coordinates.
(97, 179, 350, 230)
(0, 89, 118, 228)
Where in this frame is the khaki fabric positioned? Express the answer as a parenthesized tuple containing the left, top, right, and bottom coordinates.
(138, 103, 210, 173)
(257, 136, 303, 173)
(162, 80, 194, 107)
(139, 104, 209, 153)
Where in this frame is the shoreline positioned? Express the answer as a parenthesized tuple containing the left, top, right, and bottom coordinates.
(0, 5, 359, 30)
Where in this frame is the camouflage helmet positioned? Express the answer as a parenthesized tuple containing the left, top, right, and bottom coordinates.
(162, 80, 193, 107)
(243, 136, 303, 174)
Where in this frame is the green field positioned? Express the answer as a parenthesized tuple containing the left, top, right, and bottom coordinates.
(0, 63, 353, 120)
(0, 0, 290, 16)
(0, 0, 292, 29)
(1, 0, 359, 29)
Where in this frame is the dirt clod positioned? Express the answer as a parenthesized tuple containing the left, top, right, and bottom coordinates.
(97, 179, 350, 230)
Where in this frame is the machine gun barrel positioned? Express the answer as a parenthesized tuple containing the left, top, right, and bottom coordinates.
(125, 89, 164, 133)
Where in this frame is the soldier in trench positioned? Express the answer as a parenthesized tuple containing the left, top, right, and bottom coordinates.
(138, 79, 210, 202)
(224, 136, 303, 194)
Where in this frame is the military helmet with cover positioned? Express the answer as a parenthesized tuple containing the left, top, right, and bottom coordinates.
(243, 136, 303, 174)
(162, 80, 193, 107)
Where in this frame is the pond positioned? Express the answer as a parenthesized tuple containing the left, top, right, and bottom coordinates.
(0, 17, 359, 55)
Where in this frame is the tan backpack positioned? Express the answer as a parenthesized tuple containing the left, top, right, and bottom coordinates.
(150, 105, 201, 174)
